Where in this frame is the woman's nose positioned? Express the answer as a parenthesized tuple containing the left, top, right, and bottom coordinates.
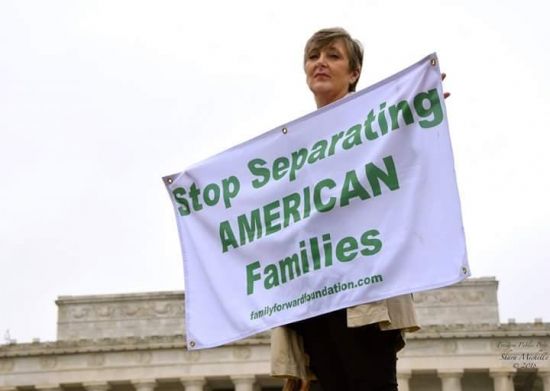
(315, 53, 327, 66)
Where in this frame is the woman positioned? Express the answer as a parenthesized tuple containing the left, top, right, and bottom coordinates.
(270, 27, 420, 391)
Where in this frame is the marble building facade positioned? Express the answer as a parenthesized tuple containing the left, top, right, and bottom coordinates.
(1, 277, 549, 390)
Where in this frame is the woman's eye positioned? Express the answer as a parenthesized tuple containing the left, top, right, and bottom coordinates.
(308, 53, 319, 60)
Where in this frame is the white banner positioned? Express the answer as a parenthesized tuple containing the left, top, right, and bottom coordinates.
(163, 53, 469, 350)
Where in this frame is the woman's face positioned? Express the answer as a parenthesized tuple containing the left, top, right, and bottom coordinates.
(305, 39, 359, 108)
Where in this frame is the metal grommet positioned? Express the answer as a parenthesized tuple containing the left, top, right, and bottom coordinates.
(430, 58, 437, 66)
(189, 341, 196, 348)
(282, 127, 288, 134)
(462, 267, 468, 275)
(167, 177, 173, 184)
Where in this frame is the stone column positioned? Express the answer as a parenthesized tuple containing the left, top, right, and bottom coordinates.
(181, 377, 206, 391)
(438, 369, 463, 391)
(489, 369, 515, 391)
(133, 380, 156, 391)
(397, 371, 412, 391)
(540, 370, 550, 391)
(231, 375, 256, 391)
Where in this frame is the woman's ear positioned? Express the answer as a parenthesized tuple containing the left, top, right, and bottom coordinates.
(350, 68, 360, 84)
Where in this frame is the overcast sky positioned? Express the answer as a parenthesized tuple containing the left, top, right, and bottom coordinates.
(1, 0, 549, 343)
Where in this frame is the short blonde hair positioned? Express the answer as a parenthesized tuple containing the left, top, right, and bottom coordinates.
(304, 27, 364, 92)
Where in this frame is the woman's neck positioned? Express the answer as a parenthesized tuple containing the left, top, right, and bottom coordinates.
(315, 89, 349, 108)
